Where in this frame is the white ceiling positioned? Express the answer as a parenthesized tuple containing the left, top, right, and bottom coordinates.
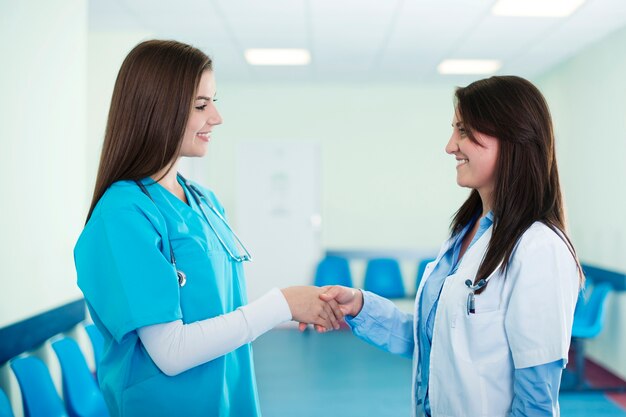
(89, 0, 626, 84)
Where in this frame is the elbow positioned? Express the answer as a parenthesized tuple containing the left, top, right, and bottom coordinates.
(159, 363, 184, 377)
(150, 354, 185, 377)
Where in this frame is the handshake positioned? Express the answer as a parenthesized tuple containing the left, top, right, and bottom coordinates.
(280, 286, 365, 332)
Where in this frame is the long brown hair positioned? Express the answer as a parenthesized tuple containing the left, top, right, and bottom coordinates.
(86, 39, 212, 222)
(451, 76, 583, 289)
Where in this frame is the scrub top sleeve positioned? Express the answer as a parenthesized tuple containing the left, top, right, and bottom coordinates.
(76, 209, 182, 343)
(504, 234, 578, 369)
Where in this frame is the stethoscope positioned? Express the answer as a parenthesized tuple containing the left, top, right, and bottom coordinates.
(464, 261, 503, 315)
(135, 173, 252, 287)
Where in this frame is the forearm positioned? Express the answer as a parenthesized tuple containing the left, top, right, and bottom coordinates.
(138, 288, 291, 376)
(509, 360, 563, 417)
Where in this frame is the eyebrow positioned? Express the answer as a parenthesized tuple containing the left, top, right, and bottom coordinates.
(195, 95, 212, 101)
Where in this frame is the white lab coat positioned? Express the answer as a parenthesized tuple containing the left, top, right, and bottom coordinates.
(411, 222, 579, 417)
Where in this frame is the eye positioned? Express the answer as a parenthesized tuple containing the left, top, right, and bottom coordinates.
(195, 104, 208, 111)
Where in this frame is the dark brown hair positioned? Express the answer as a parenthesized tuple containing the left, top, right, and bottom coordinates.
(451, 76, 583, 289)
(86, 39, 212, 222)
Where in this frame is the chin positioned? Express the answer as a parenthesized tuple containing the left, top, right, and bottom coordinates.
(456, 179, 474, 189)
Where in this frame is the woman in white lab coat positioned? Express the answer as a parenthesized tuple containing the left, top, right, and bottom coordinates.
(321, 75, 582, 417)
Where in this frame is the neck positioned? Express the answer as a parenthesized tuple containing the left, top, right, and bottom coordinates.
(478, 189, 493, 218)
(151, 159, 180, 190)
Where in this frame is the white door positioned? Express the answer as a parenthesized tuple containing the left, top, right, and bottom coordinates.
(235, 141, 322, 300)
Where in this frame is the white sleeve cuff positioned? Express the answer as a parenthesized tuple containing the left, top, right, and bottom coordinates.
(238, 288, 292, 340)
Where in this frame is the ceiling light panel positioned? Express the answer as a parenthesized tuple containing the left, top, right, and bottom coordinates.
(491, 0, 586, 17)
(245, 48, 311, 65)
(437, 59, 502, 74)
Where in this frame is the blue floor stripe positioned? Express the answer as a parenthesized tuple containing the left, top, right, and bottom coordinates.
(560, 393, 626, 417)
(253, 329, 626, 417)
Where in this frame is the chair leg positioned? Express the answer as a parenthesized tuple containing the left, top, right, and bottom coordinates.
(561, 338, 626, 393)
(573, 338, 585, 389)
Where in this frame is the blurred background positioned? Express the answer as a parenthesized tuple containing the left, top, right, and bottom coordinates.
(1, 0, 626, 416)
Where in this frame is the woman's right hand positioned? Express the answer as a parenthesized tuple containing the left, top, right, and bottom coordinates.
(281, 286, 344, 331)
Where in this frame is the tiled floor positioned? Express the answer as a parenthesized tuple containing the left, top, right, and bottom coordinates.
(254, 329, 626, 417)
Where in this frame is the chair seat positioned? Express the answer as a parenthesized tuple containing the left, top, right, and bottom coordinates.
(10, 356, 68, 417)
(52, 337, 110, 417)
(0, 388, 15, 417)
(314, 256, 353, 288)
(364, 258, 405, 298)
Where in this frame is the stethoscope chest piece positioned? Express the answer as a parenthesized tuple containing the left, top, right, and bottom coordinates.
(177, 270, 187, 287)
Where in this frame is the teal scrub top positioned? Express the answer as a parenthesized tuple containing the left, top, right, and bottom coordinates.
(74, 177, 261, 417)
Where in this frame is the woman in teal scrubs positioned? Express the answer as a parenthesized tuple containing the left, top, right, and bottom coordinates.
(74, 39, 342, 417)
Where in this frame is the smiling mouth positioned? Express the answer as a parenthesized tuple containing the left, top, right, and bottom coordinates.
(456, 159, 468, 167)
(196, 132, 211, 141)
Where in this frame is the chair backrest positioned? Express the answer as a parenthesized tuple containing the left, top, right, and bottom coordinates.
(314, 256, 353, 287)
(415, 257, 436, 292)
(10, 356, 68, 417)
(0, 388, 15, 417)
(364, 258, 405, 298)
(572, 282, 612, 339)
(51, 338, 109, 417)
(84, 324, 104, 369)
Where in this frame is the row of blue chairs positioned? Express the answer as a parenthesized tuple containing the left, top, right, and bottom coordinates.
(314, 255, 435, 298)
(2, 324, 107, 417)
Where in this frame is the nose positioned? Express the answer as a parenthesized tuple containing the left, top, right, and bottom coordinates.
(445, 132, 458, 155)
(207, 104, 223, 126)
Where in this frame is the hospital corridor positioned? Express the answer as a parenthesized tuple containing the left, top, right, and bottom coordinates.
(1, 0, 626, 416)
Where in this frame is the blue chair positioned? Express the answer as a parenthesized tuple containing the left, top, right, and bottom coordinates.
(0, 388, 15, 417)
(314, 256, 353, 287)
(10, 356, 68, 417)
(561, 282, 617, 391)
(415, 257, 436, 292)
(364, 258, 405, 298)
(84, 324, 104, 369)
(51, 338, 109, 417)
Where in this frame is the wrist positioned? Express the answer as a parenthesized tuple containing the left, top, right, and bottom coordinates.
(352, 289, 364, 316)
(280, 288, 295, 319)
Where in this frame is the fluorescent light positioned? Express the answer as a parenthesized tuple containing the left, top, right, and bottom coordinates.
(244, 49, 311, 66)
(492, 0, 585, 17)
(437, 59, 502, 75)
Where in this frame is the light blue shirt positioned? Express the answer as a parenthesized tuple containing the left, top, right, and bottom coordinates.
(347, 212, 562, 417)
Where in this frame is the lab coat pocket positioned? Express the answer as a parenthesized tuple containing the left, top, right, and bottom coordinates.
(454, 310, 508, 365)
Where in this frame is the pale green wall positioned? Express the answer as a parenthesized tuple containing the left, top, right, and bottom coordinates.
(0, 1, 88, 414)
(538, 24, 626, 379)
(0, 0, 87, 327)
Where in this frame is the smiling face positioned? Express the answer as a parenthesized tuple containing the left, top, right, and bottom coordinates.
(445, 111, 499, 208)
(179, 70, 223, 158)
